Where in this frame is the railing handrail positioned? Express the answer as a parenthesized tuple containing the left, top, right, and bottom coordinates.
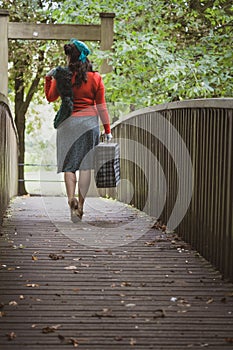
(0, 93, 19, 144)
(0, 93, 18, 223)
(112, 98, 233, 129)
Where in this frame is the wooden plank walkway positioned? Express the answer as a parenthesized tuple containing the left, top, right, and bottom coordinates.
(0, 196, 233, 350)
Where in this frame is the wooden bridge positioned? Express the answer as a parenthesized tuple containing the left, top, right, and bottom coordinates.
(1, 94, 233, 349)
(0, 8, 233, 350)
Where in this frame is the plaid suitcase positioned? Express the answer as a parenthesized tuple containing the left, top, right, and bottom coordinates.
(94, 142, 120, 188)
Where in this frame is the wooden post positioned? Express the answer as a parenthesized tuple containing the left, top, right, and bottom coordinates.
(0, 10, 9, 97)
(100, 13, 115, 74)
(88, 13, 115, 197)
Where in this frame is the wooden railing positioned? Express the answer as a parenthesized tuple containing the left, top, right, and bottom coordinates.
(108, 98, 233, 281)
(0, 93, 18, 223)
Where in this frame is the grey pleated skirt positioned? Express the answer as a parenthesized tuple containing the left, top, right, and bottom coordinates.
(56, 116, 100, 173)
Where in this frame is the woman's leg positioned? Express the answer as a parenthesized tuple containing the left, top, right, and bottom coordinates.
(78, 169, 91, 211)
(64, 172, 77, 205)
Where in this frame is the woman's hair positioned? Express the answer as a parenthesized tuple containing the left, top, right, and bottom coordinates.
(64, 43, 93, 87)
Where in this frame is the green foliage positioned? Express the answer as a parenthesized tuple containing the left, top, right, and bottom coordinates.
(46, 0, 233, 109)
(1, 0, 233, 114)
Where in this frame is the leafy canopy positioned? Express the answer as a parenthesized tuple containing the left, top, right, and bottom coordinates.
(1, 0, 233, 111)
(47, 0, 233, 109)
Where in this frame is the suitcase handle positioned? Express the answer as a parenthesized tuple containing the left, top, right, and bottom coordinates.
(100, 131, 112, 143)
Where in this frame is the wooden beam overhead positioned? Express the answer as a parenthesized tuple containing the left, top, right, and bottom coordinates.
(8, 22, 101, 41)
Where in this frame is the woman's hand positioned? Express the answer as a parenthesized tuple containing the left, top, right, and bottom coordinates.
(105, 133, 113, 142)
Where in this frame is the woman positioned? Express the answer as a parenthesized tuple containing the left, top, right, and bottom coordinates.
(44, 38, 112, 222)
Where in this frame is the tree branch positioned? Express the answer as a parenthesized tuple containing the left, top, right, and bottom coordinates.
(21, 50, 45, 115)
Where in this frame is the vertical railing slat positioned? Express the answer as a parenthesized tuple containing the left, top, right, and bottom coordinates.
(109, 99, 233, 281)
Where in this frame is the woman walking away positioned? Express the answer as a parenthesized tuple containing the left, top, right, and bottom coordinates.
(44, 39, 112, 222)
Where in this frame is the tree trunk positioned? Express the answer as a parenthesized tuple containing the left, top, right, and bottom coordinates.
(15, 74, 27, 195)
(14, 51, 44, 196)
(16, 112, 27, 195)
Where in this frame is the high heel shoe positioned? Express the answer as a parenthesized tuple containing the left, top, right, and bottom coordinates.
(69, 198, 81, 223)
(77, 203, 84, 220)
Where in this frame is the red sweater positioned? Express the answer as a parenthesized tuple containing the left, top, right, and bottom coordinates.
(44, 71, 111, 134)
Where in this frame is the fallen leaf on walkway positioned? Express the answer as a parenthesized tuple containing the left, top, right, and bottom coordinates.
(73, 258, 82, 261)
(145, 241, 156, 246)
(49, 253, 64, 260)
(42, 324, 61, 333)
(9, 301, 18, 306)
(58, 335, 80, 347)
(206, 298, 214, 304)
(125, 303, 136, 308)
(102, 308, 112, 315)
(130, 338, 136, 346)
(153, 309, 166, 318)
(0, 303, 4, 308)
(170, 297, 177, 302)
(13, 244, 25, 249)
(32, 255, 38, 261)
(151, 220, 167, 231)
(157, 236, 169, 242)
(177, 298, 191, 307)
(177, 309, 188, 314)
(72, 288, 80, 293)
(64, 266, 77, 270)
(70, 338, 79, 347)
(6, 332, 16, 340)
(121, 281, 132, 287)
(93, 308, 114, 318)
(80, 263, 90, 268)
(25, 283, 39, 288)
(0, 311, 6, 317)
(19, 295, 24, 300)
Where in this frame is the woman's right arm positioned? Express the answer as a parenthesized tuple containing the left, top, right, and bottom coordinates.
(44, 76, 60, 102)
(95, 75, 111, 135)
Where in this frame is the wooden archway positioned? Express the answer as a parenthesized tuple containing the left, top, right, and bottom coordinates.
(0, 10, 115, 195)
(0, 10, 115, 96)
